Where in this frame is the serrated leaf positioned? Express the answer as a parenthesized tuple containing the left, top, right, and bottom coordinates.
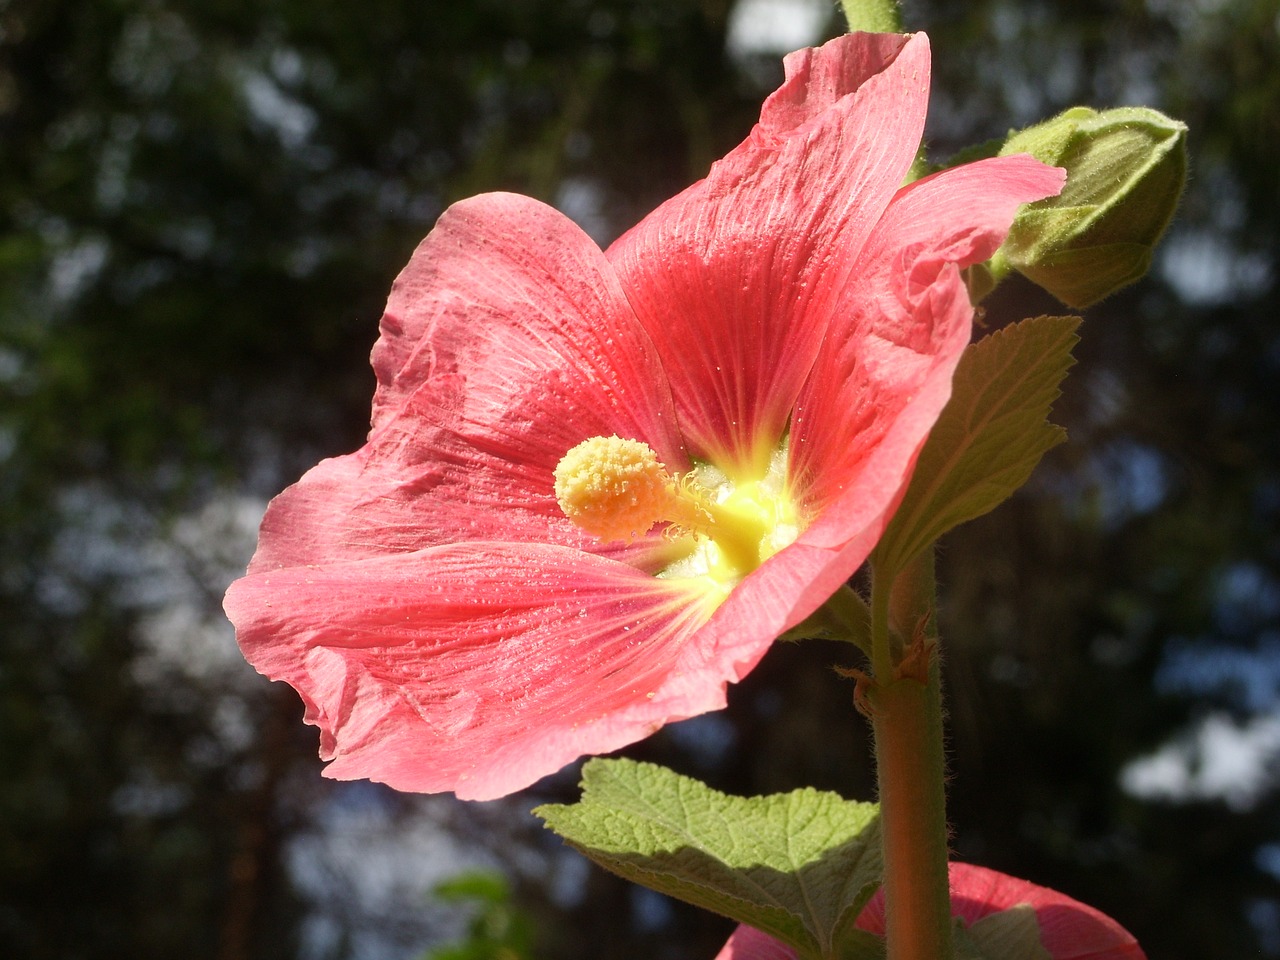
(535, 759, 882, 960)
(874, 315, 1081, 574)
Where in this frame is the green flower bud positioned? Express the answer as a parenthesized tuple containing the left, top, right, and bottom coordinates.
(991, 106, 1188, 308)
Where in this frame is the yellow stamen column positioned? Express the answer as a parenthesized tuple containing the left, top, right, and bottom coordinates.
(554, 436, 713, 543)
(553, 434, 797, 587)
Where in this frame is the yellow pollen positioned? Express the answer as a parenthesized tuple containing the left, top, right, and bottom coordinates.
(554, 435, 800, 590)
(554, 436, 703, 542)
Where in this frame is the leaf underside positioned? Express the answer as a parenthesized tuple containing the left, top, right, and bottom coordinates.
(875, 314, 1082, 574)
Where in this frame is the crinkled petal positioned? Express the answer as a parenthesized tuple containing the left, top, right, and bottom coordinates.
(250, 193, 685, 573)
(715, 863, 1144, 960)
(787, 154, 1067, 542)
(606, 32, 930, 475)
(225, 542, 750, 800)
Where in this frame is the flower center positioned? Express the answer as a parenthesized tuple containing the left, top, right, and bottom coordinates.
(554, 435, 798, 586)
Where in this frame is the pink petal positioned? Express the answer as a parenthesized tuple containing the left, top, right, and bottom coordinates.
(855, 862, 1146, 960)
(755, 32, 913, 138)
(371, 192, 680, 444)
(605, 33, 931, 475)
(250, 193, 685, 573)
(715, 863, 1143, 960)
(225, 542, 750, 800)
(713, 925, 799, 960)
(694, 518, 892, 685)
(787, 154, 1067, 536)
(947, 864, 1146, 960)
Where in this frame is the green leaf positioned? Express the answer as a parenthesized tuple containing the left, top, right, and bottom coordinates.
(959, 906, 1054, 960)
(535, 759, 882, 960)
(837, 929, 887, 960)
(873, 315, 1081, 575)
(432, 869, 509, 904)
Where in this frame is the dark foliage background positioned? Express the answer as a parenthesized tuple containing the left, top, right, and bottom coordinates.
(2, 0, 1277, 957)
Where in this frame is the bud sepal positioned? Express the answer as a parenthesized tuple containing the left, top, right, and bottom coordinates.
(991, 105, 1188, 307)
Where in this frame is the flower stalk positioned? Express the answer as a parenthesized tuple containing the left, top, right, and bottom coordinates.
(839, 0, 903, 33)
(864, 550, 952, 960)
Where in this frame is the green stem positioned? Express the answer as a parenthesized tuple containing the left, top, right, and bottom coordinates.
(839, 0, 903, 33)
(869, 573, 893, 683)
(866, 552, 952, 960)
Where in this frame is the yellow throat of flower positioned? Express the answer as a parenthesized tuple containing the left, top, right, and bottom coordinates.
(553, 435, 798, 586)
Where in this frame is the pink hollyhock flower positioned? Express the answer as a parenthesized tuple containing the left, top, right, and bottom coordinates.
(223, 31, 1064, 800)
(715, 862, 1146, 960)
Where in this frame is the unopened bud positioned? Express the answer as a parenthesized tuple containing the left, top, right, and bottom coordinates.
(991, 106, 1188, 308)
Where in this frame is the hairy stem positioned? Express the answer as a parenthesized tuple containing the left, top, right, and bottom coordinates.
(866, 551, 952, 960)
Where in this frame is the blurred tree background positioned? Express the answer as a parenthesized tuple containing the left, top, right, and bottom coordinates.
(1, 0, 1277, 957)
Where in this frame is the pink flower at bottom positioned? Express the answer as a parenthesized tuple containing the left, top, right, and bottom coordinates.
(223, 32, 1064, 800)
(715, 862, 1146, 960)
